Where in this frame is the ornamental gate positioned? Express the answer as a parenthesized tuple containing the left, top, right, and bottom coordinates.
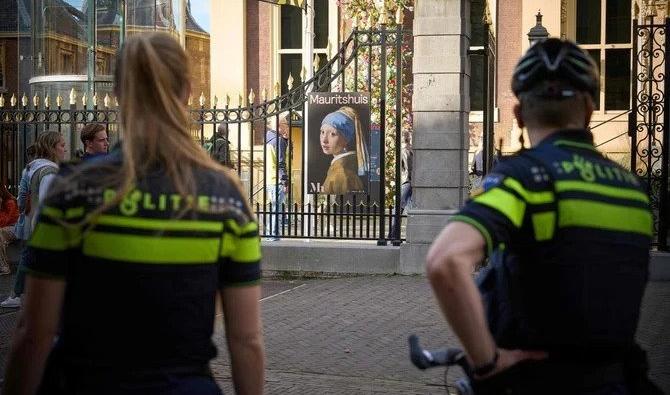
(0, 24, 412, 244)
(630, 18, 670, 250)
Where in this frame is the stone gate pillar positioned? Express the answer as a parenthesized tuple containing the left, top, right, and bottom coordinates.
(400, 0, 471, 273)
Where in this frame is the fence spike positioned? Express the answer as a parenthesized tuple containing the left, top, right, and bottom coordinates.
(56, 94, 63, 107)
(313, 53, 320, 71)
(225, 94, 230, 107)
(44, 94, 50, 108)
(114, 96, 119, 107)
(21, 93, 28, 107)
(287, 73, 294, 90)
(104, 93, 110, 108)
(261, 88, 267, 102)
(395, 6, 404, 25)
(69, 88, 76, 106)
(10, 94, 16, 107)
(213, 95, 218, 107)
(32, 94, 39, 108)
(300, 66, 306, 82)
(237, 92, 243, 107)
(93, 92, 98, 107)
(199, 92, 206, 107)
(81, 92, 87, 107)
(274, 82, 280, 97)
(0, 93, 4, 108)
(187, 95, 193, 107)
(248, 88, 255, 104)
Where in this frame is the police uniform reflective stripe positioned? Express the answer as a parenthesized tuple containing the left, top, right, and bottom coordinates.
(25, 151, 262, 371)
(455, 130, 652, 253)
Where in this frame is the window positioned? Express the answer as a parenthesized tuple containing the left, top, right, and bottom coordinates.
(276, 0, 336, 95)
(0, 44, 5, 90)
(469, 0, 495, 114)
(574, 0, 631, 111)
(60, 50, 74, 74)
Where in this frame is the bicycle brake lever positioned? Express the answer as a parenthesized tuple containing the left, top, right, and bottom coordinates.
(408, 334, 433, 370)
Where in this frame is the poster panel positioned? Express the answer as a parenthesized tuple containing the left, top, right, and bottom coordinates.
(307, 92, 371, 195)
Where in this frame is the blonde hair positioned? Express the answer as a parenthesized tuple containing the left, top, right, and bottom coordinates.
(87, 32, 248, 219)
(34, 131, 62, 163)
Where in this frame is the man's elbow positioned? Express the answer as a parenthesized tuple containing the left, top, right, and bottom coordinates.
(426, 248, 460, 286)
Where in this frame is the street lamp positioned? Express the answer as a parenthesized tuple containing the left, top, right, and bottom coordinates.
(528, 11, 549, 46)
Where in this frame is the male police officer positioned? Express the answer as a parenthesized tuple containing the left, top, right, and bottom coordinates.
(426, 38, 658, 394)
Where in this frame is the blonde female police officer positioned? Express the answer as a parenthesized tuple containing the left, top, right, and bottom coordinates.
(4, 33, 265, 395)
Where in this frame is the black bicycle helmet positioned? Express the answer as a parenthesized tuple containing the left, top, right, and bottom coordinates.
(512, 38, 599, 99)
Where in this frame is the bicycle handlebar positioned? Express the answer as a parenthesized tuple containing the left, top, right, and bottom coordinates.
(408, 334, 471, 372)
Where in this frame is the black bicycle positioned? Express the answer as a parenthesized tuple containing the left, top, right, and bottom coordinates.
(408, 334, 475, 395)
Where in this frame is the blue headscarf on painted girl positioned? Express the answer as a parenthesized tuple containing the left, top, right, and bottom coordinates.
(321, 111, 355, 146)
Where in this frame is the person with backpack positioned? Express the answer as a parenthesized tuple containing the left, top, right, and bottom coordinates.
(0, 132, 65, 308)
(0, 184, 20, 275)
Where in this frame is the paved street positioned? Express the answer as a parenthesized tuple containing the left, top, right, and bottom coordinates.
(0, 261, 667, 394)
(0, 270, 461, 394)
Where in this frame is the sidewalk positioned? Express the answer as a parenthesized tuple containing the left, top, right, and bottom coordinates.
(212, 276, 456, 394)
(0, 269, 667, 393)
(0, 273, 458, 394)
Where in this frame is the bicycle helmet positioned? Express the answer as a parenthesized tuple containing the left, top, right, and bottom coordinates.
(512, 38, 599, 100)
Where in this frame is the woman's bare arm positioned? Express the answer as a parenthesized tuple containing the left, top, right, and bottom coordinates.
(220, 285, 264, 395)
(3, 276, 65, 395)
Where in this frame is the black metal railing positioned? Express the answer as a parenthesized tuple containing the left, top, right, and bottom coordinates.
(0, 25, 410, 244)
(631, 18, 670, 250)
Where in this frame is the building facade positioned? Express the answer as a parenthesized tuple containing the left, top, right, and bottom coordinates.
(488, 0, 666, 167)
(0, 0, 210, 105)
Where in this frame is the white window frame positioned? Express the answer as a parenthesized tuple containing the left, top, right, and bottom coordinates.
(271, 0, 338, 92)
(567, 0, 633, 115)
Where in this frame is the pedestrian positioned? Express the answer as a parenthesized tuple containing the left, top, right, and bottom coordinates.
(0, 145, 34, 278)
(0, 133, 64, 309)
(0, 184, 19, 275)
(3, 32, 264, 395)
(265, 113, 290, 240)
(79, 123, 110, 160)
(426, 38, 661, 395)
(388, 130, 413, 240)
(206, 123, 231, 167)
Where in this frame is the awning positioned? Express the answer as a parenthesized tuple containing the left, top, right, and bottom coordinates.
(258, 0, 306, 9)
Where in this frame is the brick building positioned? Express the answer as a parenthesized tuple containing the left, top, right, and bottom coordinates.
(483, 0, 666, 166)
(0, 0, 209, 104)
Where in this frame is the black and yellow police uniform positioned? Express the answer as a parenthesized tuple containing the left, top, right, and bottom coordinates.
(27, 150, 261, 393)
(453, 129, 652, 393)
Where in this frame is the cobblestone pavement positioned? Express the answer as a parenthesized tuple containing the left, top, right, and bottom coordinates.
(212, 276, 460, 394)
(0, 266, 666, 394)
(0, 272, 462, 394)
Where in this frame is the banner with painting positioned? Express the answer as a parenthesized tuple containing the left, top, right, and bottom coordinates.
(306, 92, 371, 195)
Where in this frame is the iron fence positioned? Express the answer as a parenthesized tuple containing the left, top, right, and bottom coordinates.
(630, 18, 670, 250)
(0, 25, 411, 244)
